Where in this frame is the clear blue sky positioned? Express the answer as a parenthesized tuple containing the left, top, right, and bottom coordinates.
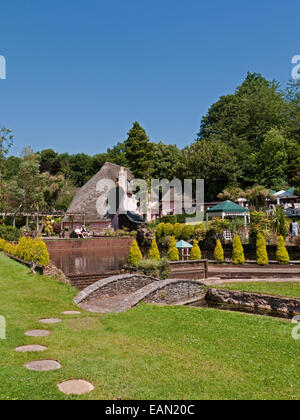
(0, 0, 299, 156)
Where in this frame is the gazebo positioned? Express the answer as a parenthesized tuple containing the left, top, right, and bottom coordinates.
(176, 240, 193, 260)
(206, 201, 250, 229)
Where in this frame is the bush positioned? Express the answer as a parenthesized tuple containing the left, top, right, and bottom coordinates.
(32, 238, 50, 266)
(189, 240, 201, 260)
(148, 238, 161, 261)
(193, 223, 207, 242)
(44, 216, 54, 236)
(173, 223, 183, 239)
(276, 235, 290, 265)
(256, 233, 268, 265)
(232, 235, 245, 265)
(164, 223, 174, 236)
(137, 258, 171, 279)
(214, 240, 224, 262)
(0, 236, 50, 267)
(181, 225, 194, 241)
(0, 224, 21, 242)
(167, 236, 179, 261)
(156, 223, 165, 239)
(159, 258, 172, 279)
(127, 239, 143, 266)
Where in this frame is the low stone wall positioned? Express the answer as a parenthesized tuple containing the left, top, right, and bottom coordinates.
(206, 288, 300, 316)
(85, 275, 160, 300)
(143, 281, 206, 305)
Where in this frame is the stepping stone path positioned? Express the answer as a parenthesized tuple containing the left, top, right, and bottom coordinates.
(25, 360, 61, 372)
(57, 380, 94, 395)
(25, 330, 51, 337)
(15, 345, 47, 353)
(62, 311, 81, 315)
(39, 318, 62, 324)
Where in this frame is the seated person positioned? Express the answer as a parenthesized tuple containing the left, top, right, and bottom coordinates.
(81, 225, 89, 238)
(74, 226, 82, 238)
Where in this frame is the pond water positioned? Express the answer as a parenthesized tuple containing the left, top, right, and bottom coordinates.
(50, 250, 127, 275)
(189, 299, 293, 319)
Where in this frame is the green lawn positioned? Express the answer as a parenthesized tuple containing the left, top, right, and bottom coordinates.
(1, 253, 300, 400)
(217, 282, 300, 299)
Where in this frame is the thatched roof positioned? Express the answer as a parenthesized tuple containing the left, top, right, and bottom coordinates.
(64, 162, 134, 222)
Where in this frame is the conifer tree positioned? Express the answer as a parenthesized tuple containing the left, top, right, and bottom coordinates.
(189, 240, 201, 260)
(214, 240, 224, 262)
(125, 122, 153, 181)
(256, 232, 268, 265)
(276, 235, 290, 264)
(232, 235, 245, 265)
(128, 239, 143, 266)
(148, 238, 161, 261)
(167, 236, 179, 261)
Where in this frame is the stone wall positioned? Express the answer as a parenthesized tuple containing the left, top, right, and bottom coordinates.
(143, 281, 206, 304)
(86, 275, 160, 300)
(206, 287, 300, 316)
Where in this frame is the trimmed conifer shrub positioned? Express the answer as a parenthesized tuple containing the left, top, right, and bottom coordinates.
(167, 236, 179, 261)
(232, 235, 245, 265)
(181, 225, 194, 241)
(156, 223, 165, 239)
(128, 239, 143, 266)
(256, 233, 268, 265)
(214, 240, 224, 262)
(276, 235, 290, 265)
(173, 223, 183, 239)
(164, 223, 174, 236)
(189, 240, 201, 260)
(148, 238, 161, 261)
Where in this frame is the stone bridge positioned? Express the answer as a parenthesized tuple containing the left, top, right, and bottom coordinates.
(74, 274, 206, 313)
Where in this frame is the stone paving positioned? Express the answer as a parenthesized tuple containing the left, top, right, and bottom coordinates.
(39, 318, 62, 324)
(18, 310, 94, 396)
(25, 330, 51, 337)
(57, 380, 94, 395)
(25, 360, 61, 372)
(15, 345, 47, 353)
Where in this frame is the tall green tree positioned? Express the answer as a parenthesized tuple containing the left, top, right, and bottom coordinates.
(5, 152, 46, 213)
(198, 73, 297, 187)
(125, 122, 153, 181)
(0, 127, 13, 209)
(174, 139, 240, 201)
(151, 142, 182, 180)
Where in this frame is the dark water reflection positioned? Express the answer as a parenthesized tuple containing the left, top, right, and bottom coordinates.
(50, 250, 126, 275)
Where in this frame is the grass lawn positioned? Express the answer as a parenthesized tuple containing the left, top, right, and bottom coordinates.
(1, 253, 300, 400)
(216, 282, 300, 299)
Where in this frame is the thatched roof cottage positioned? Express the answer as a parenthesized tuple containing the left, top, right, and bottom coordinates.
(63, 162, 143, 232)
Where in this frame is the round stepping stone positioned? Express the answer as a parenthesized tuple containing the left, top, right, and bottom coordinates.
(25, 360, 61, 372)
(57, 380, 94, 395)
(39, 318, 62, 324)
(62, 311, 81, 315)
(25, 330, 51, 337)
(15, 345, 47, 353)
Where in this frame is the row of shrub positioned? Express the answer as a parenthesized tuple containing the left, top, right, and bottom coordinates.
(213, 234, 290, 265)
(156, 222, 205, 242)
(0, 237, 50, 267)
(128, 233, 291, 269)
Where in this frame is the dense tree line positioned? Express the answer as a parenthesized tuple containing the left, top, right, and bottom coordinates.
(1, 72, 300, 210)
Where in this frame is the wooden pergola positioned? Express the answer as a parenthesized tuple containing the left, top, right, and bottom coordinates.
(0, 211, 65, 230)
